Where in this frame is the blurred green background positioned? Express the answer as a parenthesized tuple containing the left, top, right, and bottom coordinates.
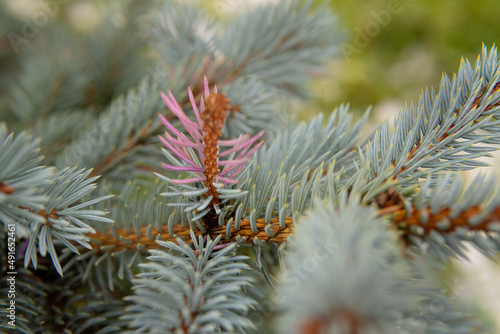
(298, 0, 500, 122)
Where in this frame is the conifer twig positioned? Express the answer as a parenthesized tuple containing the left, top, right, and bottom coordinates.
(393, 205, 500, 236)
(393, 81, 500, 178)
(88, 217, 293, 253)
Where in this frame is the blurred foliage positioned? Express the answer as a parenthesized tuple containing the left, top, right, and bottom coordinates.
(302, 0, 500, 119)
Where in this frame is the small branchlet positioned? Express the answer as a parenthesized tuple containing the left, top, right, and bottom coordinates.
(157, 76, 264, 226)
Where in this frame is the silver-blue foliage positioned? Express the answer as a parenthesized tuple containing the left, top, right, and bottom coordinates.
(362, 46, 500, 187)
(0, 124, 53, 229)
(124, 232, 255, 333)
(276, 197, 415, 333)
(24, 167, 113, 276)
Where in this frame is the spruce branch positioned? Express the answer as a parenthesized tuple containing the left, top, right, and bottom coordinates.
(392, 77, 500, 179)
(123, 231, 255, 333)
(87, 216, 293, 254)
(222, 108, 367, 238)
(82, 153, 500, 264)
(379, 174, 500, 261)
(56, 73, 273, 182)
(74, 172, 292, 282)
(275, 196, 490, 333)
(56, 77, 165, 179)
(54, 0, 341, 181)
(156, 77, 264, 226)
(5, 1, 500, 331)
(79, 101, 365, 257)
(24, 168, 113, 276)
(361, 45, 500, 188)
(62, 179, 174, 285)
(83, 172, 500, 262)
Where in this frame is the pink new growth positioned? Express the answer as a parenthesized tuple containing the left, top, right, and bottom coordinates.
(158, 77, 264, 187)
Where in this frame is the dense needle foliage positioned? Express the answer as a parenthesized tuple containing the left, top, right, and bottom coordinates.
(1, 0, 500, 333)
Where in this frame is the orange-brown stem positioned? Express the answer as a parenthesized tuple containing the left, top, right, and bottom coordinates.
(39, 208, 59, 227)
(88, 217, 293, 254)
(373, 187, 500, 239)
(394, 205, 500, 236)
(394, 81, 500, 177)
(83, 199, 500, 255)
(0, 181, 15, 194)
(200, 92, 231, 205)
(300, 308, 365, 334)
